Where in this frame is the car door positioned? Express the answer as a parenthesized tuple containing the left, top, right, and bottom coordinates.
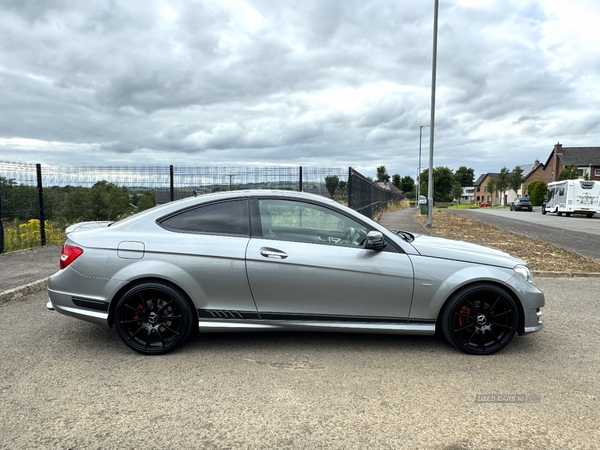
(245, 198, 415, 321)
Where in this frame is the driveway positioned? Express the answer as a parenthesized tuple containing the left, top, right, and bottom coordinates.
(449, 207, 600, 261)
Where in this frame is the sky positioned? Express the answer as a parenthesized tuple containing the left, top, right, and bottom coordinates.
(0, 0, 599, 181)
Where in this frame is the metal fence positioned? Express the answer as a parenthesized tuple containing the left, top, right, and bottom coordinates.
(1, 161, 398, 252)
(347, 168, 401, 219)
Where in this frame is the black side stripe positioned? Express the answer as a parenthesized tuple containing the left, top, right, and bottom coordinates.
(197, 309, 435, 324)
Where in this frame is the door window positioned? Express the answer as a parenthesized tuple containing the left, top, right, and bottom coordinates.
(258, 199, 368, 246)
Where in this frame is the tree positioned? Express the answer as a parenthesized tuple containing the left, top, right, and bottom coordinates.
(452, 183, 463, 206)
(325, 175, 339, 198)
(485, 178, 496, 202)
(454, 166, 475, 187)
(400, 176, 415, 194)
(376, 165, 390, 182)
(528, 181, 547, 206)
(136, 191, 156, 211)
(392, 174, 401, 190)
(420, 167, 455, 202)
(60, 186, 93, 223)
(509, 166, 524, 195)
(90, 181, 132, 221)
(496, 167, 511, 206)
(557, 165, 578, 181)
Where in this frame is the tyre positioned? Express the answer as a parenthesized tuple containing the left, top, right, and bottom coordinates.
(586, 213, 594, 218)
(440, 283, 518, 355)
(565, 213, 571, 217)
(115, 281, 193, 355)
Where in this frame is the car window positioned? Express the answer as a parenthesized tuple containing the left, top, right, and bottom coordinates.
(258, 199, 368, 246)
(159, 199, 249, 236)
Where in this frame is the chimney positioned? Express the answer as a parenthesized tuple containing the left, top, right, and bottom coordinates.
(554, 142, 563, 155)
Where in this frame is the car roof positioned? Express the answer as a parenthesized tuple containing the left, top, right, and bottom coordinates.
(113, 189, 343, 227)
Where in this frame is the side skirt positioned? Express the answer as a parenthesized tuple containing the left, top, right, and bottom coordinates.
(196, 309, 435, 335)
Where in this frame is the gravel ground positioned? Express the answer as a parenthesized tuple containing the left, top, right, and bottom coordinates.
(0, 278, 598, 449)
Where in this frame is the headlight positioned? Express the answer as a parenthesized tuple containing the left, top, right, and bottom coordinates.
(514, 265, 535, 285)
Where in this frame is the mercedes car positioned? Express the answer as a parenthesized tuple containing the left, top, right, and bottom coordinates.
(47, 190, 544, 355)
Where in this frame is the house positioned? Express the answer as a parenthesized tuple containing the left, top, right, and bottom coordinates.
(376, 181, 403, 196)
(542, 143, 600, 182)
(460, 186, 474, 203)
(521, 160, 545, 196)
(473, 173, 501, 205)
(475, 143, 599, 205)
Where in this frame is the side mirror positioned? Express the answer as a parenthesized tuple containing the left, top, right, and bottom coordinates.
(364, 231, 386, 250)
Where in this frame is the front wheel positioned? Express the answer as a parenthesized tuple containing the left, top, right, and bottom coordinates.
(115, 281, 193, 355)
(440, 283, 518, 355)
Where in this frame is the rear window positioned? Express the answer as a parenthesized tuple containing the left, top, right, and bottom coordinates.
(159, 200, 249, 236)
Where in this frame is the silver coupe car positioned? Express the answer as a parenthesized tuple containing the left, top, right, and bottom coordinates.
(47, 190, 544, 355)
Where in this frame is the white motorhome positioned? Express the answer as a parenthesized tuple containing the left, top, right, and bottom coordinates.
(542, 180, 599, 218)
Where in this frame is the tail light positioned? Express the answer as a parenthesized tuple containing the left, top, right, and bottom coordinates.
(60, 244, 84, 270)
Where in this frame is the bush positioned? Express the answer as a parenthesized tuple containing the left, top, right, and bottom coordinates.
(528, 181, 547, 206)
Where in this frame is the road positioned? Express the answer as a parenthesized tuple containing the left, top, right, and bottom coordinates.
(1, 280, 598, 449)
(449, 207, 600, 261)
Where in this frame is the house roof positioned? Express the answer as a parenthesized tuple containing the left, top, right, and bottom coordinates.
(545, 146, 600, 167)
(560, 147, 600, 166)
(518, 163, 535, 176)
(474, 173, 499, 186)
(376, 181, 403, 195)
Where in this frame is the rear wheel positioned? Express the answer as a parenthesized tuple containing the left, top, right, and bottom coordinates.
(440, 283, 518, 355)
(115, 281, 193, 355)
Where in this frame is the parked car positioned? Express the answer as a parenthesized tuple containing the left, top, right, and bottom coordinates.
(47, 190, 544, 356)
(479, 201, 492, 207)
(510, 197, 533, 212)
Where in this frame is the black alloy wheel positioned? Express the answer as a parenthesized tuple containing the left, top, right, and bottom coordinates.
(115, 281, 193, 355)
(441, 283, 518, 355)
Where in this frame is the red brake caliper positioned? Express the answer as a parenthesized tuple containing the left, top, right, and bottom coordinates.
(135, 304, 143, 326)
(458, 305, 471, 328)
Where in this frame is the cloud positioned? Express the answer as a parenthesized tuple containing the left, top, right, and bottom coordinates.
(0, 0, 598, 180)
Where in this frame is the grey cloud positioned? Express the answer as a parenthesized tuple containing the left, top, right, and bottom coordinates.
(0, 0, 597, 179)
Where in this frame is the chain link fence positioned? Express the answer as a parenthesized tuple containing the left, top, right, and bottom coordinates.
(348, 168, 402, 219)
(1, 161, 399, 252)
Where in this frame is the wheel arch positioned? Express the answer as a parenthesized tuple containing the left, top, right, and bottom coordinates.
(436, 280, 525, 335)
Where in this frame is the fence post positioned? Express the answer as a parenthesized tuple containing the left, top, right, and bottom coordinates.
(347, 167, 353, 209)
(0, 181, 4, 253)
(169, 165, 174, 202)
(299, 167, 303, 192)
(36, 163, 46, 246)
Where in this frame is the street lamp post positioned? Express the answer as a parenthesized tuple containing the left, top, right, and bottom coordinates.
(426, 0, 439, 228)
(417, 125, 430, 205)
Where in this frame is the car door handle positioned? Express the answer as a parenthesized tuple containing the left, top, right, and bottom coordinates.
(259, 248, 288, 259)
